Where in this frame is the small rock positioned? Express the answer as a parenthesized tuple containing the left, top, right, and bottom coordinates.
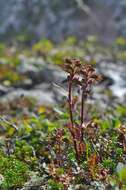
(0, 87, 55, 105)
(0, 85, 11, 96)
(116, 162, 126, 173)
(0, 174, 4, 185)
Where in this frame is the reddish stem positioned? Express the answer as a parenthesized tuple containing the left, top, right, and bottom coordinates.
(81, 90, 84, 125)
(68, 80, 73, 126)
(73, 140, 80, 163)
(80, 90, 85, 141)
(68, 80, 80, 162)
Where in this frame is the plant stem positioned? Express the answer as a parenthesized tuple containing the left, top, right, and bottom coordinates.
(81, 90, 84, 125)
(80, 90, 85, 141)
(73, 140, 80, 163)
(68, 80, 80, 162)
(68, 81, 73, 126)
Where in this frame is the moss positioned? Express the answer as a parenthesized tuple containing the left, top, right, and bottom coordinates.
(0, 155, 29, 189)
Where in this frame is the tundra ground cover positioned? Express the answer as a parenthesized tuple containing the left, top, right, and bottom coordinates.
(0, 37, 126, 189)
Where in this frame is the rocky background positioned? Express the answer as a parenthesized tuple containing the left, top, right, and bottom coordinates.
(0, 0, 126, 42)
(0, 0, 126, 106)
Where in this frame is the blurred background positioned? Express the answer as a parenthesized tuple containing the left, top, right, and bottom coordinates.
(0, 0, 126, 114)
(0, 0, 126, 43)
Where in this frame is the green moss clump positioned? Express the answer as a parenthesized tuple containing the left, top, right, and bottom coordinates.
(0, 155, 29, 189)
